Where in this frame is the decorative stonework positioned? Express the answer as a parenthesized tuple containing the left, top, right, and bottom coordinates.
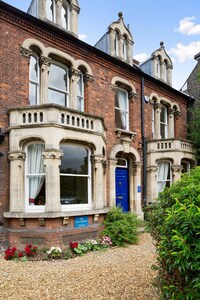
(94, 214, 99, 222)
(128, 91, 138, 100)
(69, 68, 80, 82)
(20, 47, 32, 58)
(146, 165, 158, 172)
(8, 151, 26, 161)
(43, 149, 63, 159)
(108, 158, 118, 166)
(38, 218, 45, 227)
(40, 56, 52, 67)
(63, 217, 69, 225)
(172, 165, 182, 173)
(18, 218, 25, 227)
(84, 74, 94, 83)
(109, 84, 118, 92)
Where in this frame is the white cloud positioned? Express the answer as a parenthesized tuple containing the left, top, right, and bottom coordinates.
(169, 41, 200, 63)
(133, 53, 149, 63)
(176, 16, 200, 35)
(78, 34, 87, 41)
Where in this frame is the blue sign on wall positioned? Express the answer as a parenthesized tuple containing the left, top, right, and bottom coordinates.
(137, 186, 142, 193)
(74, 216, 88, 228)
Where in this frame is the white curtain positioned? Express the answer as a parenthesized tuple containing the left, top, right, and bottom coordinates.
(28, 144, 45, 204)
(117, 90, 127, 129)
(158, 162, 169, 193)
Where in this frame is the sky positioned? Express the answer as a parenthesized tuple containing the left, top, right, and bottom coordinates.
(3, 0, 200, 90)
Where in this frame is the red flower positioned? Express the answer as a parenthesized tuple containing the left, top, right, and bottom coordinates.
(69, 241, 79, 249)
(18, 253, 23, 258)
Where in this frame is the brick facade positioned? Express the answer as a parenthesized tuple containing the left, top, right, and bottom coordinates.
(0, 1, 196, 249)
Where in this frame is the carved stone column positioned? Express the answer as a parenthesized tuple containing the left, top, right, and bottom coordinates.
(91, 155, 105, 209)
(69, 68, 80, 109)
(40, 56, 51, 104)
(167, 65, 173, 86)
(108, 158, 118, 207)
(172, 165, 182, 182)
(43, 149, 63, 212)
(154, 103, 162, 139)
(38, 0, 46, 19)
(70, 4, 80, 36)
(56, 0, 62, 27)
(8, 151, 26, 212)
(118, 34, 123, 59)
(132, 162, 144, 218)
(146, 165, 158, 203)
(109, 28, 116, 56)
(127, 40, 133, 65)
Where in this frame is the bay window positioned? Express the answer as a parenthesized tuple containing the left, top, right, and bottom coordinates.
(60, 144, 91, 209)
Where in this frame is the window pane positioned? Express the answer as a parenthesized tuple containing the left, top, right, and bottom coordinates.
(60, 176, 88, 205)
(29, 82, 37, 105)
(61, 4, 69, 30)
(46, 0, 53, 21)
(60, 144, 88, 174)
(48, 89, 67, 106)
(115, 109, 127, 130)
(27, 144, 45, 206)
(49, 64, 68, 90)
(30, 56, 38, 81)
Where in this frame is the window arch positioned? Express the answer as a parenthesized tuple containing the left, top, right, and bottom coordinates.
(26, 142, 45, 209)
(60, 143, 91, 209)
(48, 62, 69, 107)
(29, 53, 40, 105)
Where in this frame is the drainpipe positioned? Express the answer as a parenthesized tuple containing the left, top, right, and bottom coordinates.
(141, 77, 147, 207)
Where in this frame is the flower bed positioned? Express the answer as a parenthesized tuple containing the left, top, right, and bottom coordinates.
(3, 236, 113, 262)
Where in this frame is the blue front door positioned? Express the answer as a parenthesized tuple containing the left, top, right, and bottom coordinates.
(115, 168, 129, 212)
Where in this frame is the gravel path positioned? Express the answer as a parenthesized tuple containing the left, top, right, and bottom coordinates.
(0, 233, 160, 300)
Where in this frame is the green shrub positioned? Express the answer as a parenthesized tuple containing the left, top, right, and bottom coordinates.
(101, 206, 139, 246)
(147, 167, 200, 300)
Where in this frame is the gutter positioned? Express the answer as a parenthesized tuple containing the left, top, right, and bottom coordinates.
(141, 77, 147, 207)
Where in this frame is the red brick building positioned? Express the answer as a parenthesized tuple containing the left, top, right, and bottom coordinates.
(0, 0, 196, 249)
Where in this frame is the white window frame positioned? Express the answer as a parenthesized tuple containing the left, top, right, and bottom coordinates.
(60, 143, 92, 211)
(115, 88, 129, 131)
(29, 54, 40, 105)
(77, 71, 84, 111)
(48, 61, 69, 107)
(25, 142, 45, 212)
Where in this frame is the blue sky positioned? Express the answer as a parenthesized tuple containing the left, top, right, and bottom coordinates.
(3, 0, 200, 90)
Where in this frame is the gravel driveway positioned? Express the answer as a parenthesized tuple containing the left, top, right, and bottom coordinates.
(0, 233, 160, 300)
